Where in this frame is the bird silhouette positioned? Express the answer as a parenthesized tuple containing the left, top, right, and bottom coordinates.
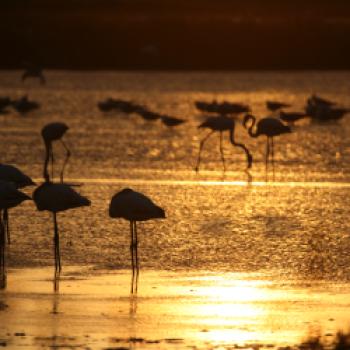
(12, 95, 40, 115)
(21, 64, 46, 85)
(243, 114, 291, 171)
(33, 182, 90, 284)
(0, 181, 31, 289)
(160, 115, 186, 127)
(195, 100, 250, 115)
(109, 188, 165, 293)
(266, 101, 291, 112)
(41, 122, 71, 183)
(0, 164, 35, 244)
(279, 111, 308, 124)
(195, 115, 252, 173)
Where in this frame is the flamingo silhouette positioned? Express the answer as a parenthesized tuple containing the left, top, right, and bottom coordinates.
(266, 101, 290, 112)
(33, 182, 90, 282)
(109, 188, 165, 293)
(243, 114, 291, 170)
(160, 115, 186, 127)
(0, 164, 35, 244)
(195, 115, 252, 173)
(279, 111, 308, 124)
(0, 181, 31, 288)
(41, 122, 71, 183)
(12, 95, 40, 114)
(21, 65, 46, 85)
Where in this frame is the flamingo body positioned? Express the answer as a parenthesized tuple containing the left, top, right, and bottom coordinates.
(0, 164, 35, 189)
(33, 182, 90, 213)
(109, 188, 165, 221)
(41, 122, 69, 142)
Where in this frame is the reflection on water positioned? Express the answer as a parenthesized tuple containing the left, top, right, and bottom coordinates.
(0, 268, 349, 349)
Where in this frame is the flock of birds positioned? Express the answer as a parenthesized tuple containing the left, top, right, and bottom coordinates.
(0, 121, 166, 292)
(0, 69, 348, 293)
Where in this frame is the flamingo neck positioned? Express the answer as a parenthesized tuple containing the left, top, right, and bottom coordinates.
(43, 141, 51, 183)
(247, 117, 258, 138)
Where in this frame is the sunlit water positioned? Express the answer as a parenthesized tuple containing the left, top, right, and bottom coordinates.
(0, 71, 350, 349)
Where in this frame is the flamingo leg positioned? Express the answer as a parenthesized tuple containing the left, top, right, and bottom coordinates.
(50, 146, 54, 182)
(195, 130, 215, 172)
(134, 221, 139, 293)
(0, 210, 6, 289)
(3, 209, 9, 245)
(271, 137, 275, 179)
(130, 221, 135, 294)
(60, 140, 71, 183)
(266, 137, 270, 170)
(219, 131, 226, 173)
(53, 213, 61, 273)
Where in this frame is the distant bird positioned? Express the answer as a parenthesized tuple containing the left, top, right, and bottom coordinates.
(0, 164, 35, 244)
(0, 97, 12, 113)
(137, 108, 161, 121)
(41, 122, 70, 183)
(33, 182, 90, 278)
(266, 101, 291, 112)
(0, 181, 31, 289)
(195, 100, 250, 115)
(12, 95, 40, 114)
(279, 111, 308, 124)
(160, 115, 186, 127)
(109, 188, 165, 293)
(309, 95, 336, 107)
(243, 114, 291, 169)
(195, 115, 252, 173)
(98, 98, 118, 112)
(21, 64, 46, 85)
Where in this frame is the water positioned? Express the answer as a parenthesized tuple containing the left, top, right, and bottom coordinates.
(0, 70, 350, 349)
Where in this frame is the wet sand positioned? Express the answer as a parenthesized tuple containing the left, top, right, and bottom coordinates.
(1, 267, 350, 350)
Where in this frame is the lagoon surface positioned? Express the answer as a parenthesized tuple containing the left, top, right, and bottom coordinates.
(0, 70, 350, 349)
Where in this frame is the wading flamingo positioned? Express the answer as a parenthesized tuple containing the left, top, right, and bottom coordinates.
(0, 164, 35, 244)
(41, 122, 70, 183)
(0, 181, 31, 288)
(195, 115, 252, 173)
(33, 182, 90, 284)
(109, 188, 165, 293)
(243, 114, 291, 170)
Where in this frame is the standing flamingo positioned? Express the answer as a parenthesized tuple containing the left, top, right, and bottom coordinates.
(41, 122, 71, 183)
(109, 188, 165, 293)
(0, 181, 31, 288)
(195, 115, 252, 173)
(33, 182, 90, 282)
(0, 164, 35, 244)
(243, 114, 291, 170)
(21, 64, 46, 85)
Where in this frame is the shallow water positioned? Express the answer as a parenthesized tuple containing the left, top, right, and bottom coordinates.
(0, 70, 350, 348)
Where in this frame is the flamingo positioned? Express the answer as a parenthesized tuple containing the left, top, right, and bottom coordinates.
(195, 115, 252, 173)
(0, 181, 31, 288)
(195, 100, 250, 115)
(33, 182, 90, 279)
(109, 188, 165, 293)
(12, 95, 40, 115)
(243, 114, 291, 170)
(279, 111, 308, 124)
(160, 115, 186, 127)
(21, 64, 46, 85)
(0, 164, 35, 244)
(41, 122, 71, 183)
(266, 101, 291, 112)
